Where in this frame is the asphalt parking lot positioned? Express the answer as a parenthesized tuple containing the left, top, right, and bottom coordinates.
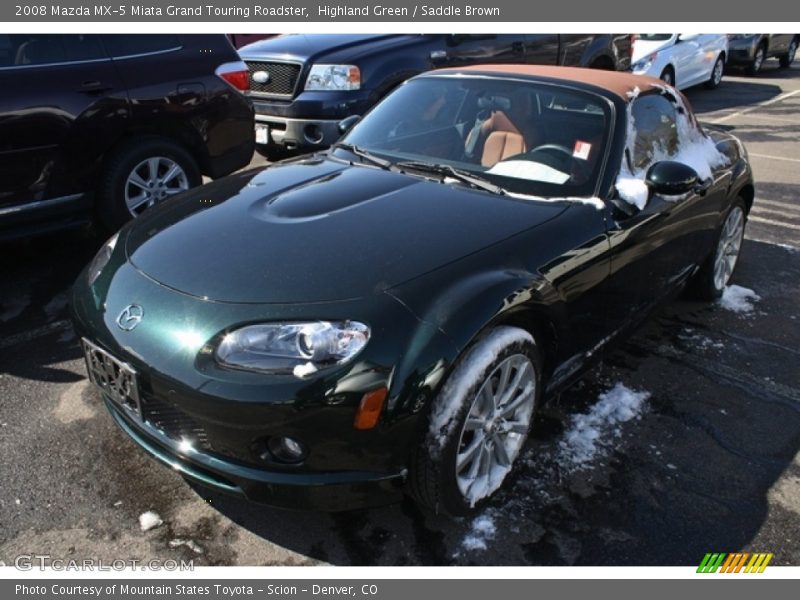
(1, 62, 799, 567)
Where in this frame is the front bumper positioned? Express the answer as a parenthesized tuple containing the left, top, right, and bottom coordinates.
(106, 397, 406, 511)
(251, 89, 373, 151)
(254, 115, 342, 150)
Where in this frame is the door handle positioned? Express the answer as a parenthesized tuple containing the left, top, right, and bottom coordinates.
(78, 80, 113, 94)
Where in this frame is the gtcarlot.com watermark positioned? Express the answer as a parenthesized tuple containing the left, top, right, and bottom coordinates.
(3, 555, 194, 571)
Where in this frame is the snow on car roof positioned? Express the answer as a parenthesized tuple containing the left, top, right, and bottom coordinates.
(435, 64, 665, 101)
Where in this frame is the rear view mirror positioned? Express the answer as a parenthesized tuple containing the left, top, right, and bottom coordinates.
(646, 161, 699, 196)
(338, 115, 361, 136)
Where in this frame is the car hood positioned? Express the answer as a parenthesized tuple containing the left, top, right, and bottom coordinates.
(632, 38, 674, 63)
(124, 157, 566, 304)
(239, 34, 406, 63)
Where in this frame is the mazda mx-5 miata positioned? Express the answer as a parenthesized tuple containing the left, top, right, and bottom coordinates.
(72, 65, 753, 515)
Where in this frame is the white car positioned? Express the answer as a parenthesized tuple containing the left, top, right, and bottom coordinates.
(632, 34, 728, 90)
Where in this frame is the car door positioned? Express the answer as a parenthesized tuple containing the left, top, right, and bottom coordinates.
(431, 34, 526, 67)
(0, 34, 125, 209)
(604, 93, 711, 326)
(672, 34, 704, 87)
(523, 34, 561, 65)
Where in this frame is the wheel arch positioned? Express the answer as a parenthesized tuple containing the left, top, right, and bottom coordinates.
(390, 269, 565, 410)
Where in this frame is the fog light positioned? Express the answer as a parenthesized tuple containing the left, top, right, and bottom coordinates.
(267, 436, 307, 463)
(303, 124, 324, 145)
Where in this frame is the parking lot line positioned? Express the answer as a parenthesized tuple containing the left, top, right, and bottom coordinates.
(749, 215, 800, 231)
(710, 89, 800, 124)
(749, 153, 800, 163)
(755, 198, 800, 212)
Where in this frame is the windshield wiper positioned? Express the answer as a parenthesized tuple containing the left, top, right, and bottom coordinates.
(396, 160, 505, 195)
(332, 142, 397, 171)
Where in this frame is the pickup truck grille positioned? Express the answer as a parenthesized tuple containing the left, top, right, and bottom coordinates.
(246, 60, 301, 97)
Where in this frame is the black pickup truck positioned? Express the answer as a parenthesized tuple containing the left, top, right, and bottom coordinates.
(239, 34, 632, 157)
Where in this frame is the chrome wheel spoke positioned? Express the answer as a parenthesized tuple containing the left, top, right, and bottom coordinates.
(456, 433, 485, 471)
(498, 384, 533, 418)
(463, 417, 485, 432)
(492, 435, 511, 467)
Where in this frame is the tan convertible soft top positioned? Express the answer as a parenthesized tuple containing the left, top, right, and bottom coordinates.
(435, 64, 666, 102)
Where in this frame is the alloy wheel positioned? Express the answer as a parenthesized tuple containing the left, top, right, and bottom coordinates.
(753, 48, 765, 73)
(455, 354, 535, 501)
(713, 206, 745, 291)
(124, 156, 190, 216)
(712, 59, 723, 85)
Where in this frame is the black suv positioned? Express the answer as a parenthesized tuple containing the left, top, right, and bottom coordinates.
(0, 34, 254, 238)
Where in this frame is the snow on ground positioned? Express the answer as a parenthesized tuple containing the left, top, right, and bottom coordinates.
(168, 539, 204, 554)
(139, 511, 163, 532)
(557, 383, 650, 471)
(458, 512, 498, 554)
(719, 285, 760, 314)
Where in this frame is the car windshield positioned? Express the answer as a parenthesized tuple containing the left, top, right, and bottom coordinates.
(338, 76, 611, 198)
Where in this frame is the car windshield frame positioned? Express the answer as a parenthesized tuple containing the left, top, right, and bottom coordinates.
(336, 73, 617, 201)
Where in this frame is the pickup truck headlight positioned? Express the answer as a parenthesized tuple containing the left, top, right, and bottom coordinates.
(215, 321, 370, 377)
(87, 232, 119, 285)
(304, 64, 361, 91)
(633, 52, 658, 73)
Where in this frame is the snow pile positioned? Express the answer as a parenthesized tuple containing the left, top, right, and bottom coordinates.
(169, 539, 204, 554)
(460, 513, 497, 552)
(719, 285, 760, 314)
(558, 383, 650, 470)
(292, 361, 318, 379)
(615, 91, 729, 209)
(428, 327, 534, 451)
(139, 511, 163, 532)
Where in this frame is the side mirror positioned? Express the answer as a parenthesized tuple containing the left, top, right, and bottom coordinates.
(645, 161, 699, 196)
(337, 115, 361, 136)
(677, 33, 699, 43)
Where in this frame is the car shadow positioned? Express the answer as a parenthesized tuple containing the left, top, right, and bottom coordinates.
(686, 77, 786, 115)
(0, 227, 101, 382)
(189, 239, 800, 565)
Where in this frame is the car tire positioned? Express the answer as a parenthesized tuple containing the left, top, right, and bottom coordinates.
(659, 66, 675, 87)
(747, 44, 766, 76)
(690, 197, 747, 301)
(705, 56, 725, 89)
(97, 137, 201, 231)
(408, 326, 541, 516)
(779, 38, 798, 68)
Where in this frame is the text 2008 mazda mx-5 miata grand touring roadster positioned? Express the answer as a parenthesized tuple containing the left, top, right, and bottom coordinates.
(72, 65, 754, 515)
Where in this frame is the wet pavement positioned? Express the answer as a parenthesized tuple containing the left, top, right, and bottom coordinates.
(1, 64, 799, 566)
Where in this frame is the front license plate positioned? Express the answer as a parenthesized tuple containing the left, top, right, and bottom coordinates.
(81, 338, 141, 417)
(255, 124, 269, 145)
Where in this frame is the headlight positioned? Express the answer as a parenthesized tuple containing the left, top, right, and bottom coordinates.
(215, 321, 370, 377)
(633, 52, 657, 73)
(87, 232, 119, 285)
(304, 64, 361, 91)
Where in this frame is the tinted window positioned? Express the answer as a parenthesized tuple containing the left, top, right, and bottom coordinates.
(103, 35, 180, 58)
(0, 34, 105, 67)
(630, 94, 679, 170)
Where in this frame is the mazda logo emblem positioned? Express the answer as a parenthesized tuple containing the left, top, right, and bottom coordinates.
(252, 70, 270, 84)
(116, 304, 144, 331)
